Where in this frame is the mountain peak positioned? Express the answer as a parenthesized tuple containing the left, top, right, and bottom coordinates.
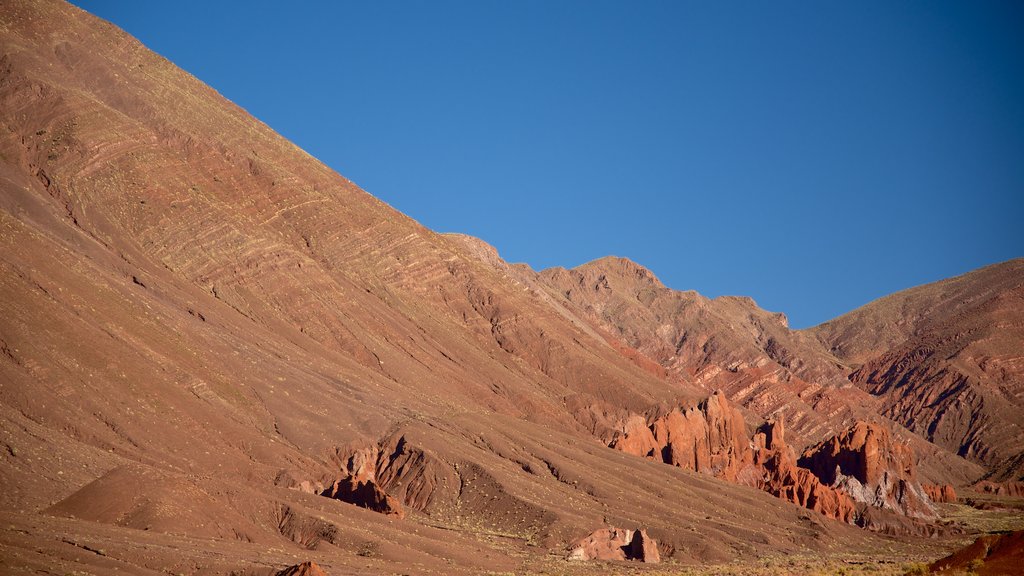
(574, 256, 664, 288)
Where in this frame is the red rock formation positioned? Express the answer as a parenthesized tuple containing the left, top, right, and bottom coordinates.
(628, 529, 661, 563)
(930, 531, 1024, 576)
(922, 483, 957, 503)
(276, 561, 328, 576)
(611, 390, 752, 482)
(751, 420, 857, 523)
(611, 393, 856, 523)
(566, 527, 660, 563)
(373, 435, 461, 513)
(973, 480, 1024, 498)
(798, 422, 935, 520)
(322, 476, 405, 518)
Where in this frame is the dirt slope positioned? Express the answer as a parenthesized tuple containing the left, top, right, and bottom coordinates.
(0, 1, 914, 574)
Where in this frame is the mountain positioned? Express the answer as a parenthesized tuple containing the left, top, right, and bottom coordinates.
(0, 1, 896, 573)
(809, 259, 1024, 480)
(525, 254, 983, 486)
(0, 1, 1017, 574)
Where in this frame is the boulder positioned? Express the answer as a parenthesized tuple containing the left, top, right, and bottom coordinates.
(628, 528, 661, 563)
(567, 526, 660, 563)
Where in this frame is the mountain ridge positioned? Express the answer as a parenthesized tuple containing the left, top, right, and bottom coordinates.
(0, 1, 1019, 574)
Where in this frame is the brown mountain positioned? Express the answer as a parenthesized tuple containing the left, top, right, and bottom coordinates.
(0, 1, 1016, 574)
(0, 1, 905, 573)
(809, 260, 1024, 480)
(527, 254, 983, 486)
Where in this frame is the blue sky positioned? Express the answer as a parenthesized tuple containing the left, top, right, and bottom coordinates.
(72, 1, 1023, 328)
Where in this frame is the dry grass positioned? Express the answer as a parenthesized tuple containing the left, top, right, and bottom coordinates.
(506, 552, 936, 576)
(936, 498, 1024, 535)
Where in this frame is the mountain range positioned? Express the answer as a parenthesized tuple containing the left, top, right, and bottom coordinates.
(1, 1, 1021, 574)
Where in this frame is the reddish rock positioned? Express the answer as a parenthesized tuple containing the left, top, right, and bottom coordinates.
(612, 390, 752, 482)
(751, 420, 857, 523)
(922, 483, 957, 503)
(610, 414, 659, 459)
(566, 527, 660, 563)
(566, 527, 632, 562)
(276, 561, 328, 576)
(373, 435, 461, 513)
(798, 421, 935, 520)
(930, 530, 1024, 576)
(612, 394, 857, 524)
(628, 529, 661, 563)
(973, 480, 1024, 498)
(322, 476, 405, 518)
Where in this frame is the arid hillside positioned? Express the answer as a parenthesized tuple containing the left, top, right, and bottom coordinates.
(0, 1, 1019, 575)
(809, 260, 1024, 480)
(522, 253, 984, 486)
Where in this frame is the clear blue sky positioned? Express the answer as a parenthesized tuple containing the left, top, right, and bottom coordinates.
(72, 1, 1023, 328)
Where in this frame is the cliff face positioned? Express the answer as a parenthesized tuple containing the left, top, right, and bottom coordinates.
(799, 422, 936, 520)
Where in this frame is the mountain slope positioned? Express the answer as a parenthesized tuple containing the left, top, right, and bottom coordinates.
(518, 253, 983, 486)
(809, 260, 1024, 480)
(0, 1, 922, 574)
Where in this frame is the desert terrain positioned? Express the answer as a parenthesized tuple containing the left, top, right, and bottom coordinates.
(1, 1, 1021, 574)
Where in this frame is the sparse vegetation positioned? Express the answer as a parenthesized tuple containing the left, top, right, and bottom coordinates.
(903, 562, 929, 576)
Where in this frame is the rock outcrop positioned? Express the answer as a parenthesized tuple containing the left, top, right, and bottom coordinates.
(750, 420, 857, 523)
(628, 528, 661, 563)
(611, 390, 752, 482)
(973, 480, 1024, 498)
(922, 483, 957, 503)
(798, 422, 935, 520)
(566, 527, 660, 563)
(611, 393, 856, 523)
(322, 477, 405, 518)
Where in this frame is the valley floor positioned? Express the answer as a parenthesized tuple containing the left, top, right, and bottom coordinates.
(2, 497, 1022, 576)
